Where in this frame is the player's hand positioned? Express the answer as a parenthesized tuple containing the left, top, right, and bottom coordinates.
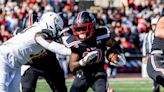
(110, 54, 126, 66)
(79, 51, 98, 66)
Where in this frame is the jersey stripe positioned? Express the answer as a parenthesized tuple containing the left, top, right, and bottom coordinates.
(66, 40, 81, 48)
(96, 34, 110, 41)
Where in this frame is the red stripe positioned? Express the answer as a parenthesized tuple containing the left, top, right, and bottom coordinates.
(29, 14, 33, 26)
(77, 11, 83, 24)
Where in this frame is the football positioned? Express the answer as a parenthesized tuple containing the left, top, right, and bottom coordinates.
(106, 48, 120, 63)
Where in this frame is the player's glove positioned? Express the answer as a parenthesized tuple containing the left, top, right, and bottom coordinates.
(110, 53, 126, 66)
(79, 51, 98, 66)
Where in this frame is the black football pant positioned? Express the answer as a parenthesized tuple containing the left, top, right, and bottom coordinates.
(21, 66, 67, 92)
(21, 51, 67, 92)
(147, 55, 164, 88)
(70, 74, 107, 92)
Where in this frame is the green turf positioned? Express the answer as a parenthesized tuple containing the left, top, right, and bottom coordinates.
(36, 78, 164, 92)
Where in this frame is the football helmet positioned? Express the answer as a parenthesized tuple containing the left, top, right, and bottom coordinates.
(40, 12, 63, 38)
(12, 14, 38, 36)
(58, 12, 68, 28)
(22, 14, 38, 29)
(72, 11, 96, 41)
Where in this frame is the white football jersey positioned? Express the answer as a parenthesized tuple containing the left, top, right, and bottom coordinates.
(0, 25, 45, 68)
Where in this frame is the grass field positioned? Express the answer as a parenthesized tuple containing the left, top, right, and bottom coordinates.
(36, 78, 164, 92)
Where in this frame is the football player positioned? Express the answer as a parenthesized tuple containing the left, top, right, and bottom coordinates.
(66, 11, 126, 92)
(19, 14, 68, 92)
(0, 12, 71, 92)
(147, 15, 164, 88)
(142, 17, 160, 92)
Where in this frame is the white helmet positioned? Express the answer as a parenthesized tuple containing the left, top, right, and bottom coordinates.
(40, 12, 63, 38)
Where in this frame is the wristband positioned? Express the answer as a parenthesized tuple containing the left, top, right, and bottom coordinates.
(79, 59, 86, 66)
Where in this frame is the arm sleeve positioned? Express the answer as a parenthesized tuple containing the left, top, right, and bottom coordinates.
(35, 36, 71, 55)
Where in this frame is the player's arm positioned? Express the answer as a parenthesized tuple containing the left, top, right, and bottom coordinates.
(105, 37, 118, 48)
(34, 30, 71, 56)
(105, 38, 126, 66)
(69, 50, 99, 72)
(69, 52, 81, 72)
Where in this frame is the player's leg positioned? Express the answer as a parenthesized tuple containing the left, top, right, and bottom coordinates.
(70, 75, 89, 92)
(91, 75, 107, 92)
(21, 67, 41, 92)
(106, 77, 114, 92)
(44, 65, 67, 92)
(152, 81, 160, 92)
(0, 58, 10, 92)
(61, 60, 69, 78)
(41, 51, 67, 92)
(147, 55, 164, 87)
(8, 68, 21, 92)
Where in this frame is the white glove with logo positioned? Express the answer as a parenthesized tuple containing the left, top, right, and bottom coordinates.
(79, 51, 98, 66)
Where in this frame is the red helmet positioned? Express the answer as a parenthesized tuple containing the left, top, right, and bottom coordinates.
(72, 11, 95, 41)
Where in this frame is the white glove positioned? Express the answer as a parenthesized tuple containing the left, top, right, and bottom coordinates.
(79, 51, 98, 66)
(118, 54, 126, 65)
(110, 53, 126, 66)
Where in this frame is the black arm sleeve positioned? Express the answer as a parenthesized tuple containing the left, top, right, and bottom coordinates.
(41, 29, 53, 40)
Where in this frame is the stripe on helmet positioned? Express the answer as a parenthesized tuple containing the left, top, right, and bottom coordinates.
(77, 11, 84, 24)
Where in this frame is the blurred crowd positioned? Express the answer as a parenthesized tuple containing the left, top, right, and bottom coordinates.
(0, 0, 163, 55)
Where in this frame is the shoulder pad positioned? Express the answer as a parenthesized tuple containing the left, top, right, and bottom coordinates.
(96, 26, 111, 41)
(65, 35, 81, 48)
